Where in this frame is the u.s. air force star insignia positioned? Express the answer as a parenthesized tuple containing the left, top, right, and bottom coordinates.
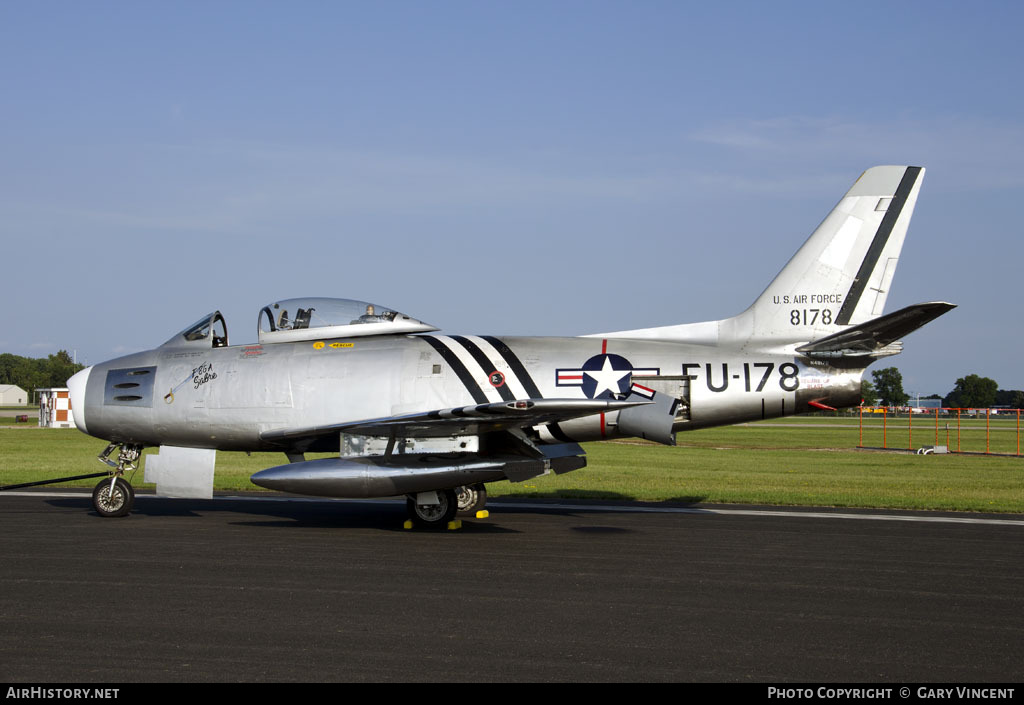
(556, 354, 659, 400)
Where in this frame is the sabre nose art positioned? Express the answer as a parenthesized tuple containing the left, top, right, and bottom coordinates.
(67, 366, 93, 434)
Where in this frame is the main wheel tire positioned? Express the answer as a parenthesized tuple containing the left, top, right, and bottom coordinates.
(92, 477, 134, 518)
(407, 488, 458, 529)
(455, 484, 487, 516)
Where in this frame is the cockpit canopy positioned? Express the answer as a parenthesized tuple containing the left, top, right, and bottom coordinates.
(258, 297, 438, 343)
(159, 298, 436, 349)
(161, 311, 229, 349)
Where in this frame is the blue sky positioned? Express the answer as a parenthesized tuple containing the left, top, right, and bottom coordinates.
(2, 1, 1022, 397)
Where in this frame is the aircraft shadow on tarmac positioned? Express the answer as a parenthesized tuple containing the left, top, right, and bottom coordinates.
(43, 491, 709, 533)
(496, 490, 707, 504)
(43, 494, 525, 533)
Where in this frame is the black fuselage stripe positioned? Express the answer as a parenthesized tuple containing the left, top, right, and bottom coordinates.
(479, 336, 578, 441)
(480, 336, 544, 399)
(545, 423, 576, 443)
(835, 166, 922, 325)
(420, 336, 489, 405)
(451, 335, 516, 402)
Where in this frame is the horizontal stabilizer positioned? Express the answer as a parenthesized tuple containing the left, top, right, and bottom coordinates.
(796, 301, 956, 359)
(261, 398, 650, 446)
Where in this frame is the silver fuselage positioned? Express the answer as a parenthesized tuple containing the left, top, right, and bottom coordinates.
(73, 332, 861, 453)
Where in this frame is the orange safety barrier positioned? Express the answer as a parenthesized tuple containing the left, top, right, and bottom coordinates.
(857, 407, 1022, 456)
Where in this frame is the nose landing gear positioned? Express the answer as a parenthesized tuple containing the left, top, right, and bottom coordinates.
(92, 477, 135, 518)
(93, 444, 143, 518)
(0, 443, 144, 518)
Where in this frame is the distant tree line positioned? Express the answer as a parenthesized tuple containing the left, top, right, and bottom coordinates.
(860, 367, 1023, 410)
(0, 352, 86, 402)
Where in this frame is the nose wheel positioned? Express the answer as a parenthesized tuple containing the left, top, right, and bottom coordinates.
(92, 477, 134, 518)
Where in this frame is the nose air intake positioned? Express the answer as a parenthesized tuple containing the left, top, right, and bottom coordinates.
(67, 366, 93, 434)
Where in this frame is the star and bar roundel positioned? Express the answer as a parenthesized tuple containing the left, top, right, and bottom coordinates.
(556, 351, 659, 400)
(418, 334, 658, 404)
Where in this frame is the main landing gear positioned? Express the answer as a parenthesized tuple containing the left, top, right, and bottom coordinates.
(406, 488, 457, 529)
(92, 444, 142, 518)
(406, 483, 488, 529)
(455, 483, 487, 517)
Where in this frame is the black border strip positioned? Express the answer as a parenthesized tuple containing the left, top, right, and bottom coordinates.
(419, 336, 489, 405)
(479, 336, 577, 441)
(544, 423, 576, 442)
(451, 335, 516, 402)
(835, 166, 922, 325)
(480, 336, 543, 398)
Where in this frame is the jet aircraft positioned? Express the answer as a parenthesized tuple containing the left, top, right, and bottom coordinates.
(65, 165, 954, 527)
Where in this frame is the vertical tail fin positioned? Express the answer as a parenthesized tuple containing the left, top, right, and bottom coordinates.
(734, 165, 925, 342)
(593, 166, 927, 347)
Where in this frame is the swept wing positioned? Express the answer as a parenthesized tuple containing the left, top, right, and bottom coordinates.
(260, 397, 650, 447)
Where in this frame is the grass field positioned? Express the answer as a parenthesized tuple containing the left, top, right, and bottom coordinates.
(1, 419, 1022, 513)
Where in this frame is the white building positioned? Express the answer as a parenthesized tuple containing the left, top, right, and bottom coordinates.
(36, 388, 77, 429)
(0, 384, 29, 405)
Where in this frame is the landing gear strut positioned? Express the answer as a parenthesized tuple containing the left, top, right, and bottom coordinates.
(93, 444, 142, 518)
